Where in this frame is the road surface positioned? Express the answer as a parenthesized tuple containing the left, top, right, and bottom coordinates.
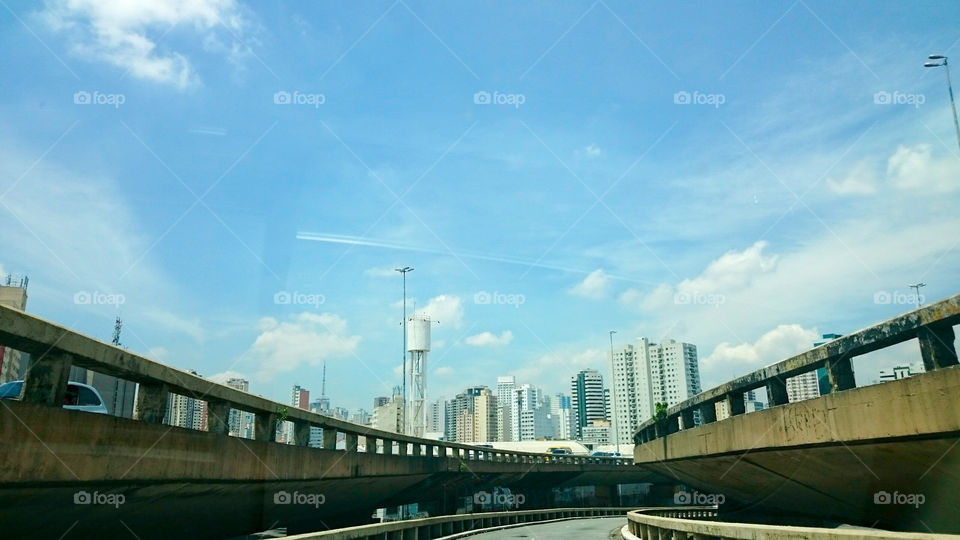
(463, 517, 625, 539)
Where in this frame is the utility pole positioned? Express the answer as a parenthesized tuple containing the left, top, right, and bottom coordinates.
(910, 282, 926, 309)
(394, 267, 413, 434)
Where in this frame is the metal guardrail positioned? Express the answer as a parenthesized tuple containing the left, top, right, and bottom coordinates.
(634, 294, 960, 444)
(623, 507, 959, 539)
(0, 305, 632, 466)
(285, 507, 629, 539)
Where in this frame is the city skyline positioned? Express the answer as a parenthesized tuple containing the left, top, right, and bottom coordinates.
(1, 1, 958, 413)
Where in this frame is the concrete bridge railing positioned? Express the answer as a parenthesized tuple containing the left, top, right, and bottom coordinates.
(285, 507, 629, 539)
(634, 293, 960, 444)
(0, 304, 631, 466)
(622, 507, 959, 539)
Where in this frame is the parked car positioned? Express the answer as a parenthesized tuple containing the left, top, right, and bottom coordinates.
(0, 380, 109, 414)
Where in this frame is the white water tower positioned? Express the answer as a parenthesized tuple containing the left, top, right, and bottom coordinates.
(406, 315, 431, 437)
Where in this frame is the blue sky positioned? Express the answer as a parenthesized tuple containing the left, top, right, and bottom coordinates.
(1, 0, 958, 411)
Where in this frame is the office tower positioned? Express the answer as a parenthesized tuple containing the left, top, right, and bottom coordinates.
(445, 386, 487, 442)
(570, 369, 606, 439)
(426, 399, 445, 435)
(611, 338, 701, 443)
(510, 384, 541, 442)
(550, 393, 572, 439)
(472, 389, 497, 442)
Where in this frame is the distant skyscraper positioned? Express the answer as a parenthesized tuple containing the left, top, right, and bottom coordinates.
(445, 386, 487, 442)
(611, 338, 701, 443)
(570, 369, 607, 439)
(426, 399, 445, 435)
(510, 383, 541, 441)
(372, 387, 403, 433)
(226, 378, 254, 438)
(165, 371, 207, 430)
(496, 376, 516, 441)
(472, 389, 497, 442)
(549, 393, 573, 439)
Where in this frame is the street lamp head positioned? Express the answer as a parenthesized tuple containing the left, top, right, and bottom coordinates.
(929, 54, 946, 60)
(394, 266, 414, 273)
(925, 62, 944, 68)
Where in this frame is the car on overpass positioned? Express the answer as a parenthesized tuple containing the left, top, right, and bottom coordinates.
(0, 380, 109, 414)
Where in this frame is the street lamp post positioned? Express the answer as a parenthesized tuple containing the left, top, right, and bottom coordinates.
(608, 330, 620, 456)
(910, 282, 926, 309)
(395, 266, 413, 435)
(924, 55, 960, 153)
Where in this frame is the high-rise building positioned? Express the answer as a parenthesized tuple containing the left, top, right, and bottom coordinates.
(226, 378, 254, 438)
(581, 420, 611, 445)
(0, 276, 28, 384)
(291, 385, 310, 410)
(570, 369, 606, 439)
(426, 399, 445, 435)
(786, 372, 820, 402)
(519, 406, 555, 441)
(611, 338, 701, 443)
(372, 387, 403, 433)
(165, 371, 207, 430)
(549, 393, 573, 439)
(472, 389, 497, 442)
(349, 409, 371, 425)
(496, 376, 516, 441)
(510, 384, 541, 441)
(445, 386, 487, 442)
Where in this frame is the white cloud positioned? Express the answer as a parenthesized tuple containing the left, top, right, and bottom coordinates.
(509, 347, 607, 393)
(701, 324, 819, 387)
(570, 268, 610, 299)
(887, 144, 958, 193)
(242, 312, 360, 382)
(465, 330, 513, 347)
(678, 242, 777, 294)
(414, 294, 463, 328)
(826, 160, 877, 195)
(42, 0, 248, 89)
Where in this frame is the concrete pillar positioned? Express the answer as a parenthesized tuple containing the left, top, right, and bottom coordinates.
(680, 408, 695, 430)
(206, 400, 231, 435)
(766, 375, 789, 405)
(398, 442, 408, 456)
(293, 421, 311, 446)
(383, 439, 393, 455)
(919, 324, 958, 371)
(412, 443, 421, 456)
(134, 382, 170, 424)
(21, 351, 72, 407)
(825, 355, 856, 392)
(700, 402, 717, 424)
(254, 412, 278, 442)
(344, 432, 358, 452)
(725, 391, 745, 416)
(322, 428, 337, 449)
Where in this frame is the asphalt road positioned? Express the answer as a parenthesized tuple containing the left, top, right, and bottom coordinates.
(462, 517, 625, 539)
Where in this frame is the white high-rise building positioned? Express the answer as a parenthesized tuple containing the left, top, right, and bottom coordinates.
(510, 384, 541, 441)
(549, 393, 573, 439)
(611, 338, 701, 444)
(786, 372, 820, 402)
(496, 376, 516, 441)
(570, 369, 607, 439)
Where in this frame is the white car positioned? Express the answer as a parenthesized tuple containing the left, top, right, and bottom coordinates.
(0, 380, 109, 414)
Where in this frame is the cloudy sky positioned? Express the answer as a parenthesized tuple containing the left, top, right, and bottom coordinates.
(1, 0, 958, 411)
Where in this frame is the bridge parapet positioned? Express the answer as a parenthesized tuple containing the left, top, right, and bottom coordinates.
(634, 293, 960, 444)
(0, 305, 631, 467)
(623, 507, 958, 540)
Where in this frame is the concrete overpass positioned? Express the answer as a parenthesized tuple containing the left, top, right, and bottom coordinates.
(0, 305, 660, 539)
(632, 293, 960, 534)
